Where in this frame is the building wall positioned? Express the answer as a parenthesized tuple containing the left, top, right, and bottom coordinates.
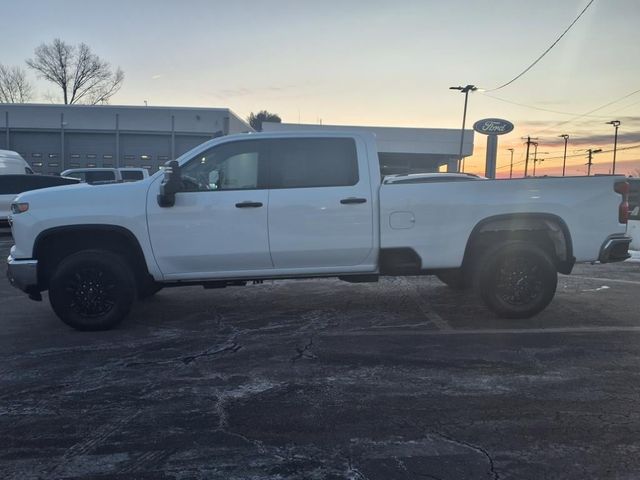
(0, 104, 252, 175)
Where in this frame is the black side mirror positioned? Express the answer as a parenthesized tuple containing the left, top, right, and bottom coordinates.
(157, 160, 181, 207)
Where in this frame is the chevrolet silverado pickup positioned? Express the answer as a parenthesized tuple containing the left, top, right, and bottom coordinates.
(6, 131, 632, 330)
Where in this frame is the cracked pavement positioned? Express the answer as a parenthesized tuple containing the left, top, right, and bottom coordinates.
(2, 233, 640, 479)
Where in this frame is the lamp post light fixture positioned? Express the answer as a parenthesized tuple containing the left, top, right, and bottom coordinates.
(606, 120, 621, 174)
(559, 134, 569, 176)
(507, 148, 514, 179)
(450, 84, 477, 172)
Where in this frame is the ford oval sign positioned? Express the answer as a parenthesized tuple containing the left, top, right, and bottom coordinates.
(473, 118, 514, 136)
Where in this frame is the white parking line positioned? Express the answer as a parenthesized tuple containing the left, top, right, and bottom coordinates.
(323, 325, 640, 337)
(396, 278, 452, 331)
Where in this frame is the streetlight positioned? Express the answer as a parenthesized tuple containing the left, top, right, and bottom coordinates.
(606, 120, 621, 174)
(559, 134, 569, 176)
(450, 84, 477, 172)
(507, 148, 514, 179)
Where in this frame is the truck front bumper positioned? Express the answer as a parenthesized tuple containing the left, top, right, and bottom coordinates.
(598, 235, 632, 263)
(6, 255, 40, 298)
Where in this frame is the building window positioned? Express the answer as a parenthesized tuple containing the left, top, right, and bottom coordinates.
(87, 163, 96, 168)
(32, 153, 42, 158)
(103, 163, 113, 168)
(103, 154, 113, 159)
(141, 154, 152, 160)
(32, 162, 43, 167)
(124, 155, 135, 160)
(48, 162, 59, 167)
(87, 154, 97, 159)
(158, 155, 169, 161)
(69, 162, 80, 168)
(70, 154, 81, 159)
(49, 153, 59, 159)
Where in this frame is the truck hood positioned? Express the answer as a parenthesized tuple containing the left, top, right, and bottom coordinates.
(12, 178, 154, 234)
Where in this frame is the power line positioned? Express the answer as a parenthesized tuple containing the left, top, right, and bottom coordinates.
(484, 0, 596, 92)
(495, 143, 640, 169)
(480, 92, 612, 118)
(530, 88, 640, 136)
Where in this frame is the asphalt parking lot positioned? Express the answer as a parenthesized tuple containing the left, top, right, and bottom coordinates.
(2, 232, 640, 480)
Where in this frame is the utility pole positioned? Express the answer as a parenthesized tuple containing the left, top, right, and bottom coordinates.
(450, 84, 477, 172)
(586, 148, 602, 176)
(559, 134, 569, 176)
(606, 120, 621, 174)
(507, 148, 514, 179)
(522, 136, 538, 177)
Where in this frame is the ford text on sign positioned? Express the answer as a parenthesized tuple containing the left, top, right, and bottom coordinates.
(473, 118, 514, 135)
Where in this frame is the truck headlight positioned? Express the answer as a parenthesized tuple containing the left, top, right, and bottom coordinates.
(10, 202, 29, 214)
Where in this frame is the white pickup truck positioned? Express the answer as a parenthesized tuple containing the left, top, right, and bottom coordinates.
(6, 131, 632, 330)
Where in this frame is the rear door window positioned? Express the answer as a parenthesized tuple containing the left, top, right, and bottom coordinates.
(267, 138, 359, 189)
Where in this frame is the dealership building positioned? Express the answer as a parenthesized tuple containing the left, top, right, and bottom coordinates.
(1, 104, 473, 176)
(0, 104, 253, 175)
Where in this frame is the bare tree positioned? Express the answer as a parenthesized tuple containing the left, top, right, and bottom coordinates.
(0, 65, 34, 103)
(247, 110, 281, 131)
(26, 38, 124, 104)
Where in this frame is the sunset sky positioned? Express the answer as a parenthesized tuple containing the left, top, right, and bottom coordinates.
(2, 0, 639, 177)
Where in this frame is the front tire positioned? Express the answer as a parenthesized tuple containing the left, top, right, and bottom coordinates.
(49, 250, 136, 331)
(474, 241, 557, 319)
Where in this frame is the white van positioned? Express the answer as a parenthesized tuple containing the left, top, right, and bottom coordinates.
(0, 150, 34, 175)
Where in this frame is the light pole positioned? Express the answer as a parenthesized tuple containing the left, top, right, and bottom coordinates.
(606, 120, 621, 174)
(450, 84, 477, 172)
(586, 148, 602, 176)
(507, 148, 514, 179)
(559, 134, 569, 176)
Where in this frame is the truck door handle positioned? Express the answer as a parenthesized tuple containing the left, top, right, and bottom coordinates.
(235, 201, 263, 208)
(340, 197, 367, 205)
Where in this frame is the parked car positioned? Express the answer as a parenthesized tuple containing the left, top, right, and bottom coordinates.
(0, 150, 34, 175)
(7, 131, 632, 330)
(60, 167, 149, 184)
(0, 174, 81, 228)
(627, 178, 640, 249)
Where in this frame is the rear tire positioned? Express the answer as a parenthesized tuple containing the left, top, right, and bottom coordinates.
(474, 241, 557, 319)
(436, 269, 470, 290)
(49, 250, 136, 331)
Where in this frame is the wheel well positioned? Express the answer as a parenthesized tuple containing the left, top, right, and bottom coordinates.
(462, 214, 574, 274)
(34, 225, 152, 291)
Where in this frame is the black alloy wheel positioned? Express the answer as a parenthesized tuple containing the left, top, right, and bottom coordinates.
(49, 250, 136, 331)
(475, 241, 558, 319)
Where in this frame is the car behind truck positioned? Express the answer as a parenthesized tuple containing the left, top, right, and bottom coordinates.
(7, 131, 632, 330)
